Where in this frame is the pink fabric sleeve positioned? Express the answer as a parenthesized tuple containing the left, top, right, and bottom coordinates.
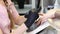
(0, 5, 10, 34)
(8, 2, 19, 19)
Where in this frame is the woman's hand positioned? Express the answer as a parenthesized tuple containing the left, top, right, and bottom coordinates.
(36, 9, 56, 26)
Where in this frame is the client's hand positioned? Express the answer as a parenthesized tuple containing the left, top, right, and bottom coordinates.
(36, 9, 56, 26)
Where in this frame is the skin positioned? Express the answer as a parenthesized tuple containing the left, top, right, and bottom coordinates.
(37, 9, 60, 26)
(0, 0, 27, 34)
(2, 0, 60, 34)
(55, 9, 60, 19)
(6, 0, 27, 25)
(0, 23, 28, 34)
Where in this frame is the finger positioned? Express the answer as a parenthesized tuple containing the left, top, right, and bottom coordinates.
(38, 13, 45, 16)
(36, 19, 42, 26)
(41, 19, 48, 25)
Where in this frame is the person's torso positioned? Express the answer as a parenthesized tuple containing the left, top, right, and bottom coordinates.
(0, 3, 10, 26)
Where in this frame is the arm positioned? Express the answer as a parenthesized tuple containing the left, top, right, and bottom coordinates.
(11, 23, 28, 34)
(6, 0, 26, 25)
(42, 9, 56, 22)
(0, 0, 32, 34)
(37, 9, 57, 24)
(37, 9, 60, 25)
(10, 9, 40, 34)
(0, 29, 3, 34)
(44, 9, 60, 19)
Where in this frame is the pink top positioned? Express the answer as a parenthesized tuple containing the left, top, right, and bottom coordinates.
(0, 4, 10, 28)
